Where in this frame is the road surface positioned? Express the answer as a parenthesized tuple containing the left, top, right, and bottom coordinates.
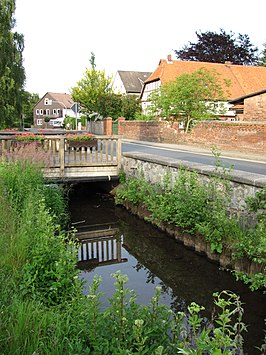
(122, 141, 266, 176)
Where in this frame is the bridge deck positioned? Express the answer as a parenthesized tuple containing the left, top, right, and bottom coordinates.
(0, 135, 121, 182)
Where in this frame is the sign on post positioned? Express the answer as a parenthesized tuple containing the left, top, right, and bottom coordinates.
(71, 103, 81, 114)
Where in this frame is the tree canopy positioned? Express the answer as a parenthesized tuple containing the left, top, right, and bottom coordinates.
(258, 43, 266, 67)
(0, 0, 25, 128)
(148, 68, 230, 132)
(174, 29, 258, 65)
(71, 52, 141, 121)
(21, 91, 39, 128)
(71, 52, 113, 119)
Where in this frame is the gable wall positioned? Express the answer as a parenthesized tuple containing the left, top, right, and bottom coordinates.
(244, 93, 266, 121)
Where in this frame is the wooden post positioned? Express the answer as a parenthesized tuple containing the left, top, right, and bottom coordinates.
(59, 137, 65, 175)
(116, 137, 122, 170)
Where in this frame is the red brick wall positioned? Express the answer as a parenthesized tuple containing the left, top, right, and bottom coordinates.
(182, 122, 265, 152)
(244, 93, 266, 121)
(118, 119, 266, 153)
(118, 119, 162, 142)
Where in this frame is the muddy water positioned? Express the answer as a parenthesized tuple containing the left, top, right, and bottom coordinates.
(68, 182, 266, 354)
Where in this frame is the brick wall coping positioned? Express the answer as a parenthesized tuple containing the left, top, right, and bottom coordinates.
(122, 152, 266, 188)
(198, 121, 266, 126)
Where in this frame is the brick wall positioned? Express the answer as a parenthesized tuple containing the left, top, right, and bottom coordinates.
(244, 93, 266, 121)
(118, 118, 266, 153)
(118, 118, 161, 142)
(182, 122, 266, 152)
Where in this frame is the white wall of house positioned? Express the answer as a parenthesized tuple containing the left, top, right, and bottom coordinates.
(141, 80, 161, 112)
(112, 72, 126, 94)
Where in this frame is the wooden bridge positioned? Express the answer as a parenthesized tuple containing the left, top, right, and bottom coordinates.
(0, 135, 121, 182)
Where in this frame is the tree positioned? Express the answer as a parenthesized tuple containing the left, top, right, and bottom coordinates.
(0, 0, 25, 128)
(120, 95, 141, 120)
(21, 91, 39, 128)
(71, 52, 113, 119)
(174, 29, 258, 65)
(258, 43, 266, 66)
(148, 68, 230, 133)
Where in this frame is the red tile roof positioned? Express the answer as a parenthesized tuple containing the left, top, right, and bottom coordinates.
(145, 59, 266, 100)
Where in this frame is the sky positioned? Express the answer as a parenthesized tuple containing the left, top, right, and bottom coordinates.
(15, 0, 266, 97)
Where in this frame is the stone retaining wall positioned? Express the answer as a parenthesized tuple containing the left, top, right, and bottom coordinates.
(120, 153, 266, 275)
(119, 200, 264, 275)
(122, 152, 266, 213)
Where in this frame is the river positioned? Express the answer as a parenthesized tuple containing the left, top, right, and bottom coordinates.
(69, 182, 266, 354)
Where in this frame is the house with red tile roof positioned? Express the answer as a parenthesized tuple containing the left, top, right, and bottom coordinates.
(140, 55, 266, 120)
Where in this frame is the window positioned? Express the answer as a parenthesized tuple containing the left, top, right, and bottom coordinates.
(46, 109, 50, 115)
(40, 109, 43, 115)
(44, 98, 52, 105)
(57, 109, 60, 115)
(36, 109, 40, 115)
(53, 109, 57, 115)
(36, 119, 43, 125)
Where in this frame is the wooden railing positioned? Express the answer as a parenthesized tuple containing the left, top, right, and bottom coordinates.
(0, 135, 121, 181)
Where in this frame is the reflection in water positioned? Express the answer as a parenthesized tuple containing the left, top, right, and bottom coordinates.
(69, 183, 266, 354)
(77, 231, 128, 271)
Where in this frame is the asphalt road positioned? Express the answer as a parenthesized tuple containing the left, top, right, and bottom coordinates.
(122, 141, 266, 176)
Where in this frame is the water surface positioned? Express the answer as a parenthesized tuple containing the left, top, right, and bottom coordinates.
(69, 182, 266, 354)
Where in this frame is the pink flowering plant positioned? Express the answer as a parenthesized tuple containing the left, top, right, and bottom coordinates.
(66, 133, 95, 141)
(15, 133, 45, 141)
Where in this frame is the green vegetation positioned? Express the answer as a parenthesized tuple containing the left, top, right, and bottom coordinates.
(148, 68, 229, 132)
(0, 149, 261, 353)
(71, 52, 141, 122)
(174, 29, 258, 65)
(115, 167, 266, 291)
(0, 0, 25, 128)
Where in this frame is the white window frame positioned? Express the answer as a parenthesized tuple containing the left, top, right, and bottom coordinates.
(40, 109, 43, 115)
(53, 109, 57, 115)
(36, 109, 40, 115)
(36, 119, 43, 125)
(46, 109, 50, 115)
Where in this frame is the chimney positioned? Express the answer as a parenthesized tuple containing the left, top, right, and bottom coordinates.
(167, 54, 173, 63)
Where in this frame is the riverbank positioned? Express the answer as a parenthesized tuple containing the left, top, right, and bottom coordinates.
(117, 199, 264, 276)
(113, 169, 266, 292)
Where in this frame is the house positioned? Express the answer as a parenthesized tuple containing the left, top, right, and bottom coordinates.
(229, 88, 266, 121)
(140, 55, 266, 120)
(33, 92, 80, 128)
(112, 71, 152, 96)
